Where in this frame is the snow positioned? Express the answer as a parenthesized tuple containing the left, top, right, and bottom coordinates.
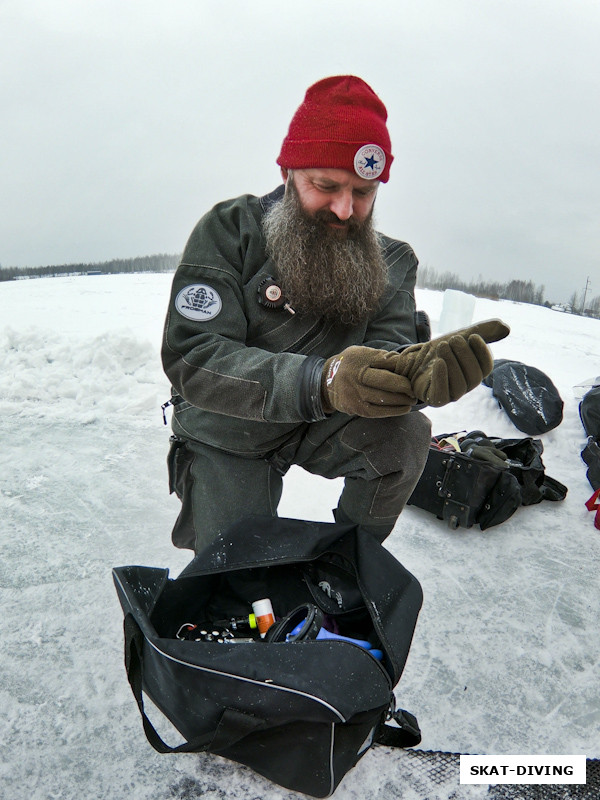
(1, 273, 598, 800)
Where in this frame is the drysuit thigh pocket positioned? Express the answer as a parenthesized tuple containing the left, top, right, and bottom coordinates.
(167, 436, 194, 498)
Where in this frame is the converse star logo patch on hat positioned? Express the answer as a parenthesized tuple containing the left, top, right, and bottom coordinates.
(175, 284, 222, 321)
(354, 144, 386, 180)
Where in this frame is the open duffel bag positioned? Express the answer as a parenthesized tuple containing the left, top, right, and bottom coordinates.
(112, 516, 423, 798)
(407, 432, 567, 530)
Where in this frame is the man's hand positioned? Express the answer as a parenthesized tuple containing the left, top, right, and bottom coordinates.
(321, 346, 417, 417)
(390, 319, 510, 407)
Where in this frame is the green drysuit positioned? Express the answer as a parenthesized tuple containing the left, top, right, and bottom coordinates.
(162, 186, 431, 550)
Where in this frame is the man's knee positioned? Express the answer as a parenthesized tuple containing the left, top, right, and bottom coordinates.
(334, 412, 432, 537)
(339, 411, 431, 480)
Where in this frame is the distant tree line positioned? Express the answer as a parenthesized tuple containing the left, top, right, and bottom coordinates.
(416, 265, 546, 304)
(0, 253, 181, 282)
(416, 265, 600, 317)
(2, 253, 598, 318)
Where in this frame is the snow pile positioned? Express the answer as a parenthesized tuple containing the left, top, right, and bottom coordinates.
(0, 327, 164, 423)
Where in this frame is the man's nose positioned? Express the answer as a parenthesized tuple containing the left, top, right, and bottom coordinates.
(328, 190, 353, 221)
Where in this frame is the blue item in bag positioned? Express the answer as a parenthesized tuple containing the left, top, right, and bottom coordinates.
(287, 619, 383, 660)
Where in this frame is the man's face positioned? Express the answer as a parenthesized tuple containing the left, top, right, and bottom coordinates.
(281, 167, 379, 235)
(263, 168, 388, 325)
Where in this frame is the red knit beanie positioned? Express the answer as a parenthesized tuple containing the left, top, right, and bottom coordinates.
(277, 75, 393, 183)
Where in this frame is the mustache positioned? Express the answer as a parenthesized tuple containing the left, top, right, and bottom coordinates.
(313, 209, 362, 236)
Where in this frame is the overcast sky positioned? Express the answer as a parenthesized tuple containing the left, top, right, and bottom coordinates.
(1, 0, 598, 303)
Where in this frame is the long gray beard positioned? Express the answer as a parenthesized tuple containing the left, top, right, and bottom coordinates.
(262, 180, 389, 325)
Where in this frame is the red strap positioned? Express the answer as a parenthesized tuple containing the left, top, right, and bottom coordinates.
(585, 488, 600, 530)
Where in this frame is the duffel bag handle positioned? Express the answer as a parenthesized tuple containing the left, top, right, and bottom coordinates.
(124, 614, 213, 754)
(375, 708, 422, 748)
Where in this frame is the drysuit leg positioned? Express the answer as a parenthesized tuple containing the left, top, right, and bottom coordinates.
(167, 436, 284, 553)
(292, 410, 431, 542)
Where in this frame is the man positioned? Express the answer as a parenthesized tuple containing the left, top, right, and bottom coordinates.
(162, 75, 508, 552)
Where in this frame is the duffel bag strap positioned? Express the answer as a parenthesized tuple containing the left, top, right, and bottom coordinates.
(124, 614, 213, 754)
(375, 708, 422, 748)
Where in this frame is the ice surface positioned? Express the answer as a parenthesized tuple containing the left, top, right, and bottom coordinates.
(1, 274, 598, 800)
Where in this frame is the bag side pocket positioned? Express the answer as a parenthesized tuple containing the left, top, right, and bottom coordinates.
(478, 471, 522, 530)
(438, 456, 499, 529)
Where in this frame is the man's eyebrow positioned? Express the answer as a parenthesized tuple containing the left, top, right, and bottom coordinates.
(312, 178, 341, 189)
(312, 177, 376, 193)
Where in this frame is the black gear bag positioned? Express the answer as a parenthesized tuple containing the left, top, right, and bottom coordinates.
(580, 386, 600, 490)
(407, 432, 567, 530)
(482, 359, 564, 434)
(112, 516, 423, 798)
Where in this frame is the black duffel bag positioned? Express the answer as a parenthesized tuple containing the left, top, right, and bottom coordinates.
(580, 385, 600, 490)
(407, 432, 567, 530)
(113, 516, 423, 798)
(482, 359, 564, 434)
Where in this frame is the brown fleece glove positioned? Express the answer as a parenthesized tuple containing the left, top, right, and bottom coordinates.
(321, 346, 417, 417)
(390, 319, 510, 407)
